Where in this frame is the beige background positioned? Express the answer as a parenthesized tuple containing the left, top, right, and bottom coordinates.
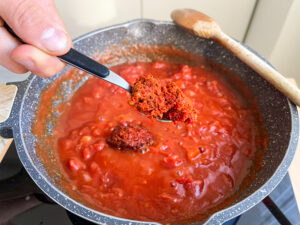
(0, 0, 299, 83)
(245, 0, 300, 83)
(54, 0, 256, 41)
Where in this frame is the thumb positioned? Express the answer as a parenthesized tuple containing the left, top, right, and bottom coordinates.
(0, 0, 72, 55)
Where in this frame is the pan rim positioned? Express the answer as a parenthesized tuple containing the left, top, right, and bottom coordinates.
(13, 19, 299, 225)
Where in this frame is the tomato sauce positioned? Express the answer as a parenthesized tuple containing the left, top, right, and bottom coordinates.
(53, 61, 266, 223)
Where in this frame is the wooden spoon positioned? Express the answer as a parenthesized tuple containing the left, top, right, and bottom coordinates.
(171, 9, 300, 106)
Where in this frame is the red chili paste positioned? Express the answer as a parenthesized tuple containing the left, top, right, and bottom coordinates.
(129, 74, 196, 123)
(53, 61, 267, 223)
(107, 122, 153, 150)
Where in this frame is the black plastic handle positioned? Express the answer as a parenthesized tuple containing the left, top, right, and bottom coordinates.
(58, 48, 109, 77)
(3, 23, 110, 78)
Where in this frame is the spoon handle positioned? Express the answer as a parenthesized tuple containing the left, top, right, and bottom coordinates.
(171, 9, 300, 107)
(58, 48, 109, 78)
(3, 23, 109, 78)
(215, 31, 300, 106)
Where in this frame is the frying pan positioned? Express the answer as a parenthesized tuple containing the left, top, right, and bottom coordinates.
(0, 19, 298, 224)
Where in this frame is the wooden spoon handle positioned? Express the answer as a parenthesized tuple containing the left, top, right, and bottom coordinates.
(0, 83, 17, 162)
(215, 32, 300, 106)
(0, 137, 13, 163)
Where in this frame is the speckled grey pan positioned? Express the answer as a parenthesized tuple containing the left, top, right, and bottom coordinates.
(0, 19, 298, 224)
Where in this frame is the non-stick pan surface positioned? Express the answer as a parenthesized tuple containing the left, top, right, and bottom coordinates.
(0, 20, 298, 224)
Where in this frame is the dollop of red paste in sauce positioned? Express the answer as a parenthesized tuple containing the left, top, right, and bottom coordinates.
(54, 61, 267, 223)
(107, 122, 153, 150)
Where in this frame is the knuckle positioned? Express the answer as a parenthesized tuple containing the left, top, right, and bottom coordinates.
(13, 0, 41, 28)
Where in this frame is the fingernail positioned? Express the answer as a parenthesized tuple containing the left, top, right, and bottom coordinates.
(14, 57, 35, 69)
(41, 28, 68, 52)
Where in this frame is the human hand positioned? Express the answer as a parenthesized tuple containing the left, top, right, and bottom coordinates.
(0, 0, 72, 77)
